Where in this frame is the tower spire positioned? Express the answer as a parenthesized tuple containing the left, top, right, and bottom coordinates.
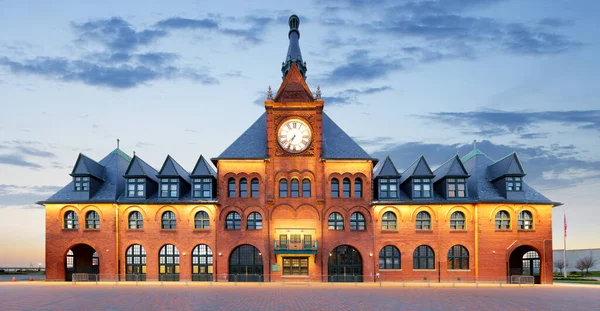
(281, 14, 306, 80)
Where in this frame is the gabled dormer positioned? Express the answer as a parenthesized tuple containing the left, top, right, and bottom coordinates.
(157, 155, 191, 199)
(123, 155, 159, 199)
(190, 155, 217, 200)
(488, 152, 526, 200)
(373, 156, 400, 200)
(70, 153, 105, 199)
(400, 156, 435, 199)
(432, 155, 470, 199)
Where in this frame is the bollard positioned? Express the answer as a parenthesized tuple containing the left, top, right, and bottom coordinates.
(12, 276, 16, 282)
(29, 276, 34, 281)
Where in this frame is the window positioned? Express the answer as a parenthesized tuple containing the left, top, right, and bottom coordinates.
(194, 211, 210, 229)
(228, 178, 236, 197)
(381, 211, 397, 230)
(127, 178, 145, 198)
(279, 179, 288, 198)
(350, 212, 365, 231)
(495, 210, 510, 229)
(448, 245, 469, 270)
(66, 250, 74, 268)
(92, 252, 99, 266)
(247, 212, 262, 230)
(64, 211, 78, 229)
(518, 211, 533, 230)
(161, 211, 176, 229)
(192, 244, 213, 281)
(450, 211, 465, 230)
(506, 176, 523, 192)
(160, 178, 179, 198)
(226, 212, 241, 230)
(251, 178, 259, 197)
(379, 178, 398, 199)
(413, 245, 435, 269)
(328, 212, 344, 230)
(379, 245, 401, 269)
(239, 178, 248, 198)
(302, 178, 311, 197)
(85, 211, 100, 229)
(290, 179, 299, 197)
(290, 234, 301, 243)
(342, 178, 351, 198)
(413, 178, 432, 198)
(416, 211, 431, 230)
(74, 176, 89, 192)
(158, 244, 180, 281)
(282, 257, 309, 276)
(331, 178, 339, 198)
(128, 211, 143, 229)
(125, 244, 146, 280)
(447, 178, 466, 198)
(192, 178, 212, 199)
(303, 235, 312, 249)
(354, 178, 362, 198)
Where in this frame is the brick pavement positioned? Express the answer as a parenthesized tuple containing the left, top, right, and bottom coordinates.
(1, 282, 598, 311)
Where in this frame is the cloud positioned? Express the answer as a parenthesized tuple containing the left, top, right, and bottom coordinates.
(14, 146, 55, 158)
(0, 184, 62, 208)
(502, 24, 580, 55)
(319, 50, 403, 84)
(154, 17, 219, 30)
(323, 86, 392, 106)
(0, 154, 42, 169)
(135, 141, 152, 148)
(538, 18, 574, 28)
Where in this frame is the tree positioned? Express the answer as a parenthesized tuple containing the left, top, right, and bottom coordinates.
(554, 259, 567, 274)
(575, 255, 597, 276)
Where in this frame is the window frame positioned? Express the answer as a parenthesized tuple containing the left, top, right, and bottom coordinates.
(413, 245, 435, 270)
(495, 210, 511, 230)
(415, 211, 431, 230)
(73, 176, 90, 192)
(506, 176, 523, 192)
(378, 178, 398, 199)
(128, 211, 143, 229)
(225, 212, 241, 230)
(251, 178, 259, 197)
(125, 244, 147, 277)
(447, 245, 469, 270)
(161, 211, 177, 229)
(381, 211, 397, 230)
(227, 178, 236, 198)
(342, 178, 351, 198)
(302, 178, 311, 197)
(127, 178, 146, 198)
(350, 212, 366, 231)
(518, 210, 534, 230)
(239, 178, 248, 198)
(194, 211, 210, 229)
(290, 179, 299, 198)
(192, 178, 212, 199)
(246, 212, 263, 230)
(331, 178, 339, 198)
(412, 178, 432, 198)
(279, 179, 288, 198)
(64, 210, 78, 230)
(160, 178, 179, 198)
(447, 177, 466, 198)
(449, 211, 465, 230)
(379, 245, 401, 270)
(354, 178, 363, 198)
(85, 211, 100, 229)
(328, 212, 344, 230)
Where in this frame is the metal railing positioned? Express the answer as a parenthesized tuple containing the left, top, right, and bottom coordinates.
(274, 240, 317, 251)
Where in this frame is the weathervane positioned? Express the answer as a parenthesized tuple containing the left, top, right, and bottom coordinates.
(267, 86, 273, 100)
(316, 85, 321, 100)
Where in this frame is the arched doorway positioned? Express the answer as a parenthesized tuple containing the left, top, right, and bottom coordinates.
(228, 244, 263, 282)
(64, 244, 98, 281)
(159, 244, 180, 281)
(192, 244, 213, 281)
(328, 245, 363, 282)
(509, 245, 541, 284)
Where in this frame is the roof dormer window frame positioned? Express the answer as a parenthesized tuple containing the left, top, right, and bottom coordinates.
(192, 177, 213, 199)
(412, 177, 432, 199)
(74, 176, 90, 192)
(378, 177, 398, 200)
(160, 178, 179, 198)
(447, 177, 466, 198)
(506, 176, 523, 192)
(127, 177, 146, 198)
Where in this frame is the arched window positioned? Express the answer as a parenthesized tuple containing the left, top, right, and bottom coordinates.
(495, 210, 510, 229)
(239, 178, 248, 198)
(226, 212, 241, 230)
(251, 178, 259, 197)
(354, 178, 363, 198)
(194, 211, 210, 229)
(158, 244, 180, 281)
(518, 211, 533, 230)
(416, 211, 431, 230)
(290, 179, 299, 197)
(279, 179, 288, 198)
(331, 178, 339, 198)
(343, 178, 351, 198)
(66, 250, 74, 269)
(247, 212, 263, 230)
(448, 245, 469, 270)
(350, 212, 366, 231)
(128, 211, 143, 229)
(328, 212, 344, 230)
(381, 211, 397, 230)
(302, 178, 311, 197)
(85, 211, 100, 229)
(228, 178, 236, 197)
(125, 244, 146, 281)
(450, 211, 465, 230)
(64, 211, 78, 229)
(192, 244, 213, 281)
(379, 245, 401, 269)
(413, 245, 435, 269)
(161, 211, 176, 229)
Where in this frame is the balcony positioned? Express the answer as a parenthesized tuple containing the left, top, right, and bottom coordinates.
(274, 240, 318, 255)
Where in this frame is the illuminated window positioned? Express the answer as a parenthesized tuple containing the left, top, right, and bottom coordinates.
(194, 211, 209, 229)
(518, 211, 533, 230)
(328, 212, 344, 230)
(450, 211, 465, 230)
(226, 212, 241, 230)
(64, 211, 78, 229)
(416, 211, 431, 230)
(495, 210, 510, 229)
(85, 211, 100, 229)
(448, 245, 469, 270)
(128, 211, 143, 229)
(381, 211, 397, 230)
(379, 245, 400, 269)
(413, 245, 435, 269)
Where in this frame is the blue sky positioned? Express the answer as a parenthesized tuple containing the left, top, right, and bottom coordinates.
(1, 0, 599, 266)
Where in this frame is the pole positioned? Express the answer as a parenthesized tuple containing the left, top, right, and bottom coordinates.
(563, 208, 567, 278)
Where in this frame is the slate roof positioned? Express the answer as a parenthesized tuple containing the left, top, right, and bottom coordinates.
(71, 153, 105, 180)
(432, 155, 469, 183)
(191, 155, 217, 177)
(214, 113, 268, 161)
(41, 149, 131, 204)
(488, 152, 525, 181)
(158, 155, 191, 184)
(124, 155, 159, 182)
(373, 156, 400, 178)
(399, 156, 434, 184)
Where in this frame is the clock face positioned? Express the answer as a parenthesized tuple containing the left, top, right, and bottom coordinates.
(277, 118, 312, 153)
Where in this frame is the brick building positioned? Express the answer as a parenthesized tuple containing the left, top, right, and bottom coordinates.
(40, 15, 560, 284)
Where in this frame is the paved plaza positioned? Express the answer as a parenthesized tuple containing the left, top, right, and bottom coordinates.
(1, 282, 599, 311)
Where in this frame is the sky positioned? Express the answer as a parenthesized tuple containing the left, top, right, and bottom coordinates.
(0, 0, 599, 267)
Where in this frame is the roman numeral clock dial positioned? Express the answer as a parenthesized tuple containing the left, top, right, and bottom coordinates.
(277, 118, 312, 153)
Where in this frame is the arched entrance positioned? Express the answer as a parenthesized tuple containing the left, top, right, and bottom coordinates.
(192, 244, 213, 281)
(159, 244, 180, 281)
(328, 245, 363, 282)
(64, 244, 98, 281)
(228, 244, 263, 282)
(509, 245, 541, 284)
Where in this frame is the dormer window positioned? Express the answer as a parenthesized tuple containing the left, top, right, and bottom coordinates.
(447, 178, 466, 198)
(160, 178, 179, 198)
(506, 177, 522, 192)
(379, 178, 398, 199)
(192, 178, 212, 199)
(413, 178, 432, 198)
(127, 178, 145, 198)
(74, 176, 89, 191)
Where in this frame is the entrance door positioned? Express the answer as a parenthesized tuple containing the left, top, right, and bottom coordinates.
(158, 244, 180, 281)
(64, 244, 98, 281)
(328, 245, 363, 282)
(229, 245, 263, 282)
(283, 257, 309, 276)
(522, 251, 541, 283)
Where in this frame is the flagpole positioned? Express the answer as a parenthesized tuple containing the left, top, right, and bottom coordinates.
(563, 208, 567, 278)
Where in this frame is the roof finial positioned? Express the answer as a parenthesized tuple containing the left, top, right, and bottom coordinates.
(473, 139, 477, 150)
(316, 85, 321, 99)
(281, 14, 306, 80)
(117, 138, 120, 150)
(267, 85, 273, 100)
(133, 150, 136, 156)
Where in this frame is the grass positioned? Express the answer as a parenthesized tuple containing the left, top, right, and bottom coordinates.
(554, 280, 600, 285)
